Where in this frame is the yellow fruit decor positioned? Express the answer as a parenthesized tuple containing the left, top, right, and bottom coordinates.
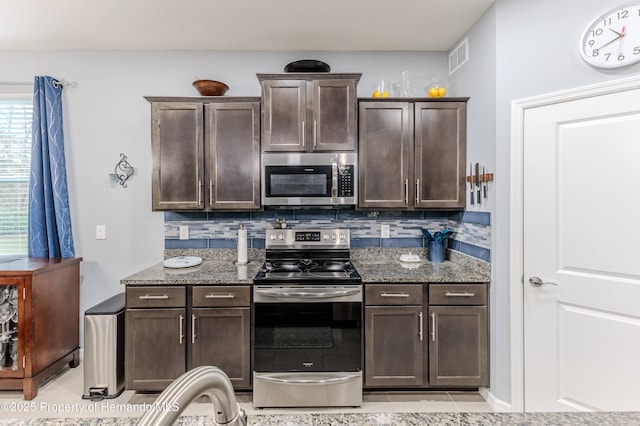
(427, 84, 447, 98)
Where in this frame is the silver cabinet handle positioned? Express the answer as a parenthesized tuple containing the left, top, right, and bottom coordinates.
(529, 276, 558, 287)
(445, 291, 475, 297)
(205, 293, 236, 299)
(313, 120, 317, 147)
(257, 374, 361, 385)
(380, 292, 410, 298)
(418, 311, 423, 342)
(301, 120, 305, 146)
(139, 294, 169, 300)
(179, 314, 184, 345)
(416, 179, 420, 204)
(191, 314, 197, 344)
(431, 312, 436, 342)
(256, 288, 359, 299)
(198, 180, 203, 205)
(209, 180, 214, 206)
(405, 179, 409, 204)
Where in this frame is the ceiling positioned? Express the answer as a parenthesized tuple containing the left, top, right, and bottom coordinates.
(0, 0, 495, 51)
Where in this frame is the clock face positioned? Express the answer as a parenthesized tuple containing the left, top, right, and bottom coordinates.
(581, 4, 640, 69)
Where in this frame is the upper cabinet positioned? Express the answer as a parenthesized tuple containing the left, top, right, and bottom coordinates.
(257, 73, 361, 152)
(147, 97, 261, 211)
(358, 99, 468, 210)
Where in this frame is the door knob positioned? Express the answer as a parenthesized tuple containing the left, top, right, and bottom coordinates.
(529, 276, 558, 287)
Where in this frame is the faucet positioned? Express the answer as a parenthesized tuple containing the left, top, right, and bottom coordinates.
(136, 366, 247, 426)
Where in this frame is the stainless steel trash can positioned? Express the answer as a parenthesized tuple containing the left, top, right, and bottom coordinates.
(82, 293, 125, 400)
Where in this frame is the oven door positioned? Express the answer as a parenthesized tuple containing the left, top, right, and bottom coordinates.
(253, 285, 362, 373)
(263, 164, 332, 205)
(252, 285, 363, 407)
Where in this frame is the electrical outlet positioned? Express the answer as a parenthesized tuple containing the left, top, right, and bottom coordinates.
(96, 225, 106, 240)
(179, 225, 189, 240)
(381, 224, 390, 239)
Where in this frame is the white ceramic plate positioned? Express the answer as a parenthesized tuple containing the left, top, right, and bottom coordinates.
(163, 256, 203, 269)
(399, 254, 421, 263)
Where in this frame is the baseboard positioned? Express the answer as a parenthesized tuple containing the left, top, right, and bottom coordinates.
(479, 387, 512, 412)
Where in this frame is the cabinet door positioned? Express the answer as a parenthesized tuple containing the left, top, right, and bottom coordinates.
(261, 80, 306, 152)
(125, 309, 186, 391)
(358, 102, 412, 208)
(312, 79, 357, 151)
(429, 306, 488, 386)
(205, 102, 261, 209)
(151, 102, 204, 210)
(191, 307, 251, 389)
(0, 278, 23, 378)
(414, 102, 467, 209)
(364, 306, 423, 387)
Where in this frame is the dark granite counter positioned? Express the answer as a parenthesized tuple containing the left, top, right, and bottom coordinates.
(352, 248, 490, 284)
(120, 248, 490, 286)
(120, 249, 263, 286)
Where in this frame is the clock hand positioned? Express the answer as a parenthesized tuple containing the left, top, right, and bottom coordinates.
(598, 34, 622, 50)
(619, 26, 627, 57)
(609, 28, 623, 37)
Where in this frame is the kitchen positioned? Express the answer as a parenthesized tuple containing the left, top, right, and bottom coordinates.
(2, 0, 640, 423)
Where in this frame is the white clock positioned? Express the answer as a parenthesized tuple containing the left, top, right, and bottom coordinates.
(580, 4, 640, 69)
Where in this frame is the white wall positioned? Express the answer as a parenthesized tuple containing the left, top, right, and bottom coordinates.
(447, 3, 499, 401)
(0, 50, 448, 344)
(456, 0, 640, 405)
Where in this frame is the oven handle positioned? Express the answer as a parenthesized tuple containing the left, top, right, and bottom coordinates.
(255, 288, 360, 299)
(256, 374, 361, 385)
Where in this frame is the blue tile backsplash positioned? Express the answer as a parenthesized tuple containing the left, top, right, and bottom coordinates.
(164, 209, 491, 262)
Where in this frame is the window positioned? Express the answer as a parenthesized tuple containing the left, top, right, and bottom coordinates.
(0, 85, 32, 256)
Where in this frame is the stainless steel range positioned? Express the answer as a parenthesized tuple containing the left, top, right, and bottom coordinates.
(252, 228, 362, 408)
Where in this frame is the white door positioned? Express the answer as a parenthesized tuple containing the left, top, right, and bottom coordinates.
(523, 86, 640, 411)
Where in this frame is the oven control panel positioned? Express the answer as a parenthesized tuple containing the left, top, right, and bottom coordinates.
(266, 229, 350, 248)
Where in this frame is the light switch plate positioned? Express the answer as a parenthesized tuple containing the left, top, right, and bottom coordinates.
(381, 224, 390, 239)
(179, 226, 189, 240)
(96, 225, 106, 240)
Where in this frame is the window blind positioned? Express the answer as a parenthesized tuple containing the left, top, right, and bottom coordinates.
(0, 100, 32, 255)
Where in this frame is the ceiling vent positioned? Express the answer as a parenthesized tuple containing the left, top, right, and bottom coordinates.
(449, 37, 469, 75)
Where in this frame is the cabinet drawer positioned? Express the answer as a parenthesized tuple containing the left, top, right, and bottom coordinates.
(126, 286, 185, 308)
(192, 286, 250, 307)
(429, 284, 486, 306)
(365, 284, 422, 305)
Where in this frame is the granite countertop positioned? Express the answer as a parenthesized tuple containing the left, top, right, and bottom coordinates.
(120, 248, 490, 286)
(351, 248, 490, 284)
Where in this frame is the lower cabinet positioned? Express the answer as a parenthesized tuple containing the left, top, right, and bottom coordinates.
(364, 283, 488, 389)
(364, 285, 424, 387)
(125, 285, 251, 392)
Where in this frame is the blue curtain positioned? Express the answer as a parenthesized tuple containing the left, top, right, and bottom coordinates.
(28, 76, 75, 258)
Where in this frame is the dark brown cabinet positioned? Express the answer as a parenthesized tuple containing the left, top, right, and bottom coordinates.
(0, 258, 81, 400)
(358, 99, 468, 209)
(258, 73, 361, 152)
(364, 285, 424, 387)
(125, 285, 251, 392)
(125, 286, 186, 391)
(191, 286, 251, 389)
(428, 284, 488, 387)
(364, 282, 488, 390)
(147, 97, 261, 211)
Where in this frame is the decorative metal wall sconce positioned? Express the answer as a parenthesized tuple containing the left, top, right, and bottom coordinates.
(110, 153, 134, 188)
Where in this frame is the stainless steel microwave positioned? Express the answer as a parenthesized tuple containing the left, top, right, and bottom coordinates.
(262, 152, 357, 206)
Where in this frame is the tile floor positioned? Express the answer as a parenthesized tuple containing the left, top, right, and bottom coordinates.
(0, 365, 492, 421)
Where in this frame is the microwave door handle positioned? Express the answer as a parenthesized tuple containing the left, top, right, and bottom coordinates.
(331, 160, 338, 203)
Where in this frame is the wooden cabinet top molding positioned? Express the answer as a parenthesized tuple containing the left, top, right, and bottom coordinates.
(257, 73, 362, 82)
(144, 96, 261, 104)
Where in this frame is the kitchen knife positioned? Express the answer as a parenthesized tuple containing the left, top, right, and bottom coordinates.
(469, 163, 474, 205)
(475, 163, 481, 204)
(482, 166, 487, 198)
